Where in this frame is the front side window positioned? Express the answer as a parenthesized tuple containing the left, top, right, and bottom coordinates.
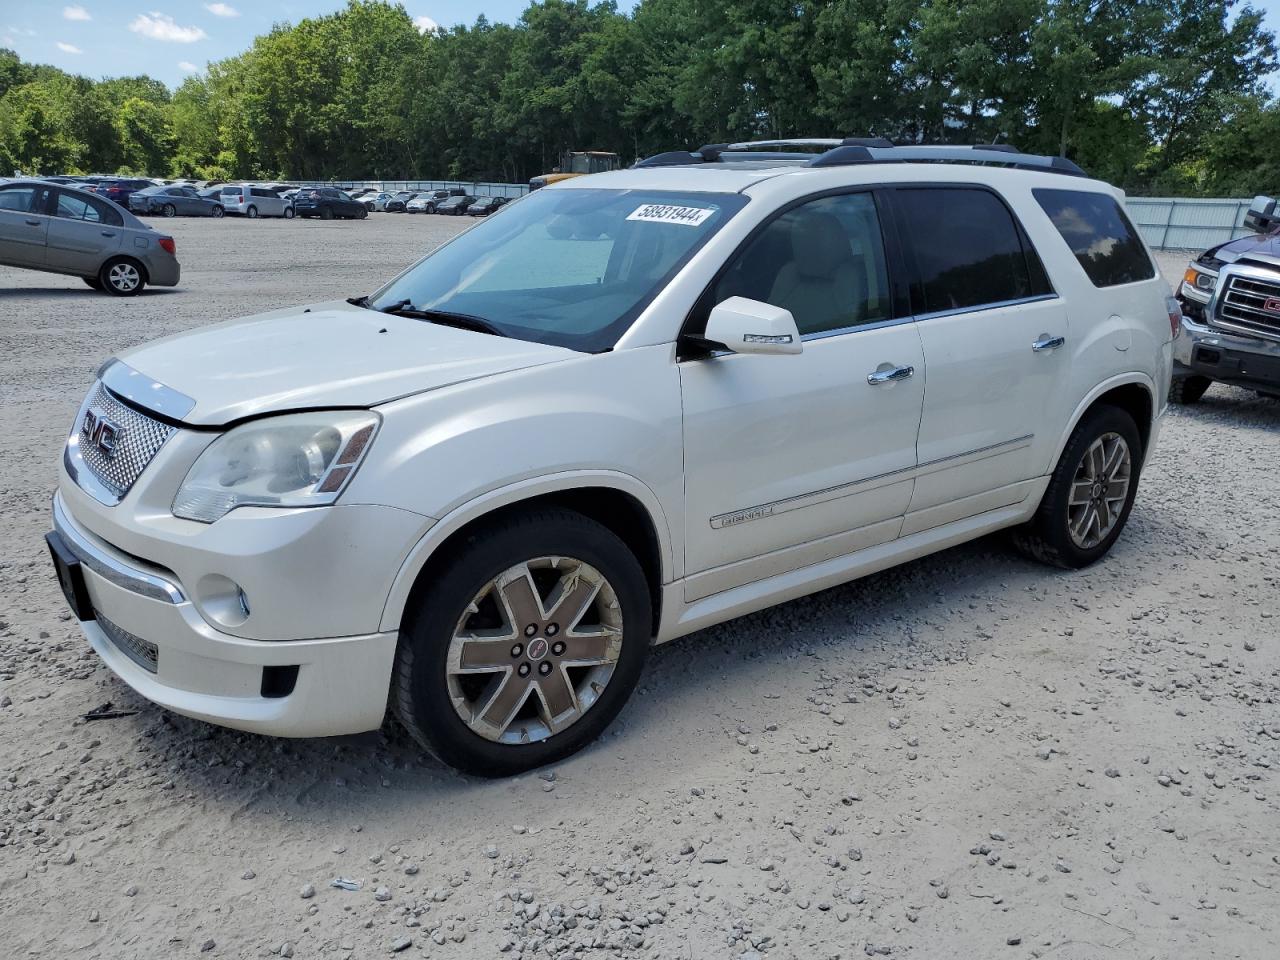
(371, 188, 748, 352)
(1034, 188, 1155, 287)
(713, 192, 892, 336)
(896, 187, 1047, 314)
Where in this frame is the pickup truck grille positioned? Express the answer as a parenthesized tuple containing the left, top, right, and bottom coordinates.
(75, 383, 176, 499)
(1215, 273, 1280, 340)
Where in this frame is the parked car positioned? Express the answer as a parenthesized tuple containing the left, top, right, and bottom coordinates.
(129, 184, 225, 218)
(197, 187, 223, 201)
(360, 191, 394, 211)
(44, 141, 1174, 776)
(219, 184, 294, 219)
(466, 196, 509, 216)
(385, 191, 420, 213)
(0, 179, 178, 295)
(1171, 194, 1280, 403)
(435, 194, 476, 215)
(293, 187, 368, 220)
(405, 195, 437, 214)
(93, 178, 155, 208)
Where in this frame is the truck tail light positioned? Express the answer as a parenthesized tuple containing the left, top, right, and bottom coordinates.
(1165, 295, 1182, 341)
(158, 236, 176, 255)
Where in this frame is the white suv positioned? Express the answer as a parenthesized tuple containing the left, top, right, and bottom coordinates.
(47, 141, 1176, 776)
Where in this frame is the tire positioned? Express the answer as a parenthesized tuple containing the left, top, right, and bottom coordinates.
(358, 207, 368, 220)
(83, 277, 102, 290)
(162, 203, 176, 218)
(320, 206, 334, 220)
(283, 206, 295, 219)
(246, 205, 258, 219)
(1169, 375, 1211, 405)
(211, 205, 224, 219)
(1013, 405, 1143, 569)
(98, 257, 146, 297)
(393, 507, 651, 777)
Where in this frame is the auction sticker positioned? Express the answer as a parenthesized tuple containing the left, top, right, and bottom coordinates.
(627, 203, 715, 227)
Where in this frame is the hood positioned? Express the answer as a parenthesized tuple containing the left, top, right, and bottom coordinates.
(1213, 232, 1280, 268)
(115, 300, 578, 426)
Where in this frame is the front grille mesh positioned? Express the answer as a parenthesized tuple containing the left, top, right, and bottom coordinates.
(97, 612, 159, 673)
(1215, 274, 1280, 340)
(77, 383, 176, 496)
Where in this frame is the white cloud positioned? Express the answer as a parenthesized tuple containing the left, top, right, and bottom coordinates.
(7, 25, 37, 36)
(204, 3, 239, 16)
(56, 40, 83, 53)
(178, 60, 199, 72)
(63, 6, 91, 21)
(413, 15, 439, 33)
(129, 12, 207, 43)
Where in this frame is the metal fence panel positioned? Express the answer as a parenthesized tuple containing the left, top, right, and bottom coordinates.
(1125, 197, 1254, 251)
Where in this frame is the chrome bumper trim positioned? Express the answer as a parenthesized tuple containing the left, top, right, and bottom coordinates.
(52, 494, 185, 604)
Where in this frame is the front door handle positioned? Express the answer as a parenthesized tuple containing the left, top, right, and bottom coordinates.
(867, 364, 915, 385)
(101, 231, 116, 237)
(1032, 334, 1066, 352)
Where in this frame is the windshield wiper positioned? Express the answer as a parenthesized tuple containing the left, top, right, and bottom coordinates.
(346, 295, 372, 308)
(378, 302, 508, 338)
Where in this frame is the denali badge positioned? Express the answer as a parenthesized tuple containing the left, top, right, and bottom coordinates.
(82, 408, 122, 459)
(1264, 297, 1280, 314)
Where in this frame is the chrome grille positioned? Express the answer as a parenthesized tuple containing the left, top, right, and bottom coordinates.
(97, 612, 159, 673)
(1214, 273, 1280, 340)
(75, 383, 176, 497)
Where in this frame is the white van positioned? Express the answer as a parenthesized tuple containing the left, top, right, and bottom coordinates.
(219, 184, 294, 219)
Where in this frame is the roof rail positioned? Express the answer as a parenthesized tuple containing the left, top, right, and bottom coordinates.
(633, 138, 1086, 177)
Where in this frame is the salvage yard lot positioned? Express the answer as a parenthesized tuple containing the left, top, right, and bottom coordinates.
(1, 220, 1277, 958)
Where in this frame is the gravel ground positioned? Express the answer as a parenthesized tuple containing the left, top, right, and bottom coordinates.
(1, 223, 1277, 960)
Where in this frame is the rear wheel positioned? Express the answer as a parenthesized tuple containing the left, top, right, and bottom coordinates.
(358, 207, 368, 220)
(1169, 375, 1211, 405)
(246, 205, 258, 219)
(393, 508, 650, 777)
(162, 203, 177, 218)
(320, 206, 334, 220)
(283, 206, 295, 219)
(1013, 405, 1142, 569)
(99, 257, 146, 297)
(211, 205, 224, 219)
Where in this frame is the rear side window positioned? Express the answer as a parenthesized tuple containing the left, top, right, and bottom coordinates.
(54, 191, 122, 226)
(1033, 188, 1154, 287)
(0, 185, 41, 212)
(251, 188, 272, 198)
(896, 187, 1049, 314)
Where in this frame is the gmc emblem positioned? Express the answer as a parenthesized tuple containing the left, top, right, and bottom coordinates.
(1264, 297, 1280, 315)
(82, 408, 122, 459)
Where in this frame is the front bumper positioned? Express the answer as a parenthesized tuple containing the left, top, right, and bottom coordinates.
(1174, 313, 1280, 391)
(51, 492, 399, 737)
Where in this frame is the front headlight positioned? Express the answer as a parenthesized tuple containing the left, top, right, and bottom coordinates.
(172, 411, 380, 523)
(1180, 264, 1218, 301)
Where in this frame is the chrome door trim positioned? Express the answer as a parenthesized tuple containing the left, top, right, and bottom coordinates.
(913, 293, 1059, 324)
(1032, 334, 1066, 352)
(100, 359, 197, 420)
(52, 493, 185, 603)
(709, 434, 1033, 528)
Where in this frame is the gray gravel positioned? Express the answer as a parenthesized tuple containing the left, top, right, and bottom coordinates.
(1, 228, 1278, 957)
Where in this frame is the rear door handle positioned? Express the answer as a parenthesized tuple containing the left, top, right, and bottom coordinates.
(24, 219, 41, 226)
(867, 364, 915, 385)
(101, 231, 116, 237)
(1032, 334, 1066, 352)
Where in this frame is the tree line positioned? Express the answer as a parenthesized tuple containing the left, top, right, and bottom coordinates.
(1, 0, 1277, 195)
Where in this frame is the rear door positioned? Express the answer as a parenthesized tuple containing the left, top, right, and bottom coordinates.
(0, 184, 51, 267)
(46, 190, 123, 276)
(892, 186, 1071, 534)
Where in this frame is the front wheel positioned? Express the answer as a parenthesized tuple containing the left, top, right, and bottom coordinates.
(320, 206, 334, 220)
(1013, 405, 1142, 569)
(358, 207, 368, 219)
(393, 508, 651, 777)
(1169, 375, 1211, 405)
(283, 206, 295, 219)
(211, 205, 224, 218)
(162, 203, 176, 218)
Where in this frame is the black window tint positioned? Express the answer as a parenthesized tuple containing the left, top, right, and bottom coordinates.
(94, 197, 123, 227)
(897, 188, 1036, 313)
(1034, 188, 1154, 287)
(713, 193, 892, 336)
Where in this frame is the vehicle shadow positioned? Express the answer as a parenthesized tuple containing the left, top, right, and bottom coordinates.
(0, 286, 181, 298)
(80, 502, 1195, 818)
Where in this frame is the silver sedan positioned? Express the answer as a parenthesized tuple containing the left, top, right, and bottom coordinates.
(0, 179, 180, 295)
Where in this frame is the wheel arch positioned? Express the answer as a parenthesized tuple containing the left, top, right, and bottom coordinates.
(1051, 374, 1156, 473)
(379, 472, 674, 637)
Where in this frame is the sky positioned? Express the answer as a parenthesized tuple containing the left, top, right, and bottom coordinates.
(2, 0, 1278, 91)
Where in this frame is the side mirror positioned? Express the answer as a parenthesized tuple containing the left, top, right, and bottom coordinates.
(703, 296, 802, 356)
(1244, 195, 1277, 233)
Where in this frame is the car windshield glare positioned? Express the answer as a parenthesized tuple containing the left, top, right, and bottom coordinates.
(370, 188, 748, 352)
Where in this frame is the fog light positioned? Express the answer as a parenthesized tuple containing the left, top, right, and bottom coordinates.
(196, 574, 251, 628)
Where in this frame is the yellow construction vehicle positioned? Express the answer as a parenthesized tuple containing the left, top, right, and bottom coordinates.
(528, 151, 621, 190)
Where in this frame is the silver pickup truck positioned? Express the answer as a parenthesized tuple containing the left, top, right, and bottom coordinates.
(1172, 195, 1280, 403)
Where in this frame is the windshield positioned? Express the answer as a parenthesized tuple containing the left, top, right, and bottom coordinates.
(370, 188, 748, 352)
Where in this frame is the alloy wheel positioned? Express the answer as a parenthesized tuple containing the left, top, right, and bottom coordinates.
(1067, 432, 1131, 549)
(445, 557, 623, 744)
(107, 262, 140, 293)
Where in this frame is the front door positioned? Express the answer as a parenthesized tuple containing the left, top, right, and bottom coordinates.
(46, 190, 123, 276)
(680, 192, 925, 600)
(891, 186, 1072, 533)
(0, 184, 51, 267)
